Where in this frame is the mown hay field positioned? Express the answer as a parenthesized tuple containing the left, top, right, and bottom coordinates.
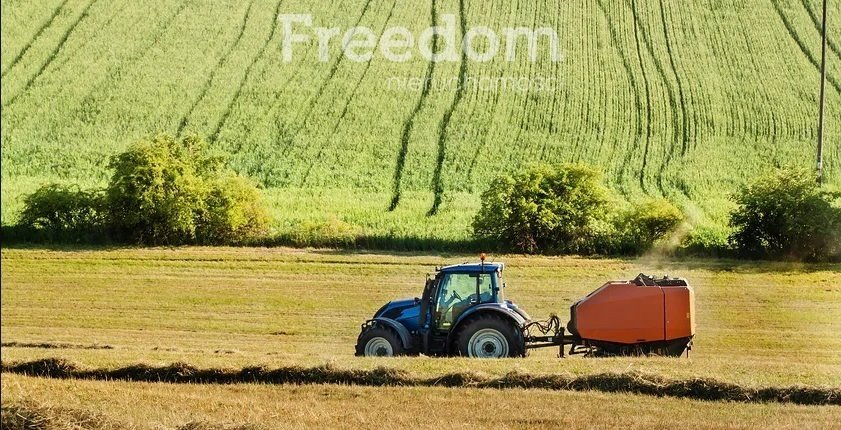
(1, 247, 839, 428)
(2, 247, 839, 385)
(2, 0, 841, 244)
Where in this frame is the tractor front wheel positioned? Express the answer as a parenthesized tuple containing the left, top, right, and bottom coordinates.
(355, 325, 405, 357)
(456, 314, 525, 358)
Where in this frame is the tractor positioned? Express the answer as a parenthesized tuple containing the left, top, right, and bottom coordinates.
(355, 256, 695, 358)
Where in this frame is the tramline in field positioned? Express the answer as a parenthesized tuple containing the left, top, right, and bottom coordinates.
(355, 254, 695, 358)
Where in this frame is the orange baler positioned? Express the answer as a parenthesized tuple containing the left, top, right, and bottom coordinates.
(566, 274, 695, 356)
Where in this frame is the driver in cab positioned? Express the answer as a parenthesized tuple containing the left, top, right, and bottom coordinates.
(438, 274, 492, 327)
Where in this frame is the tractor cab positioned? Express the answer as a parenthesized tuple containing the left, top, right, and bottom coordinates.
(421, 262, 505, 333)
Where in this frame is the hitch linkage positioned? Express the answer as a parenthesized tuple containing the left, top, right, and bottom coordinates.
(523, 315, 577, 358)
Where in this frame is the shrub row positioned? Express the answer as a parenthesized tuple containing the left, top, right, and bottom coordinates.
(729, 169, 841, 261)
(473, 163, 840, 261)
(16, 135, 269, 246)
(472, 163, 685, 255)
(9, 135, 840, 260)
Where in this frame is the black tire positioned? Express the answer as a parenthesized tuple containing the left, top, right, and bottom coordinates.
(455, 314, 525, 358)
(355, 325, 405, 357)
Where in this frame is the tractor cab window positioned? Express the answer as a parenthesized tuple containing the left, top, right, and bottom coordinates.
(476, 274, 495, 303)
(434, 272, 498, 329)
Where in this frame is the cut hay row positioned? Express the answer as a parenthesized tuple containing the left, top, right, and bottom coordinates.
(1, 401, 122, 430)
(1, 402, 246, 430)
(0, 342, 114, 350)
(1, 401, 239, 430)
(3, 358, 838, 406)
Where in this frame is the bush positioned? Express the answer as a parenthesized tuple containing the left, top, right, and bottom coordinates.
(729, 169, 841, 261)
(613, 199, 685, 254)
(285, 216, 360, 248)
(196, 175, 270, 244)
(106, 134, 269, 245)
(473, 163, 613, 254)
(16, 134, 269, 245)
(18, 184, 106, 241)
(679, 224, 732, 257)
(106, 135, 208, 244)
(473, 164, 687, 255)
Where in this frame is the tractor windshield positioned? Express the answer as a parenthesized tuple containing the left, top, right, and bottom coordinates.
(434, 272, 499, 329)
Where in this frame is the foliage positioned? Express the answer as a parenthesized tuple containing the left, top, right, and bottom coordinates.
(197, 175, 270, 244)
(678, 225, 732, 257)
(284, 215, 360, 248)
(473, 164, 688, 255)
(473, 163, 613, 254)
(18, 184, 106, 241)
(105, 134, 268, 245)
(16, 135, 268, 245)
(729, 169, 841, 261)
(106, 135, 208, 244)
(613, 199, 685, 254)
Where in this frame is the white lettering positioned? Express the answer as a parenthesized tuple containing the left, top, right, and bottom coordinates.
(279, 14, 312, 62)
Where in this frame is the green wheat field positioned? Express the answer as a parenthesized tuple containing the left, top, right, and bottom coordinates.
(2, 0, 840, 245)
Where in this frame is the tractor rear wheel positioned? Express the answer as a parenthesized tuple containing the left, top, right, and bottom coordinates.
(356, 325, 405, 357)
(456, 314, 525, 358)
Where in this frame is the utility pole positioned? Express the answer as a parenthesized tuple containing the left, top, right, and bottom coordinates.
(818, 0, 828, 185)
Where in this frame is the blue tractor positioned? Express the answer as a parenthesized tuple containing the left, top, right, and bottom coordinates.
(355, 257, 539, 358)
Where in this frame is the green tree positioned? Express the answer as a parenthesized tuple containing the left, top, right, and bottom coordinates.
(106, 135, 207, 244)
(613, 199, 684, 254)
